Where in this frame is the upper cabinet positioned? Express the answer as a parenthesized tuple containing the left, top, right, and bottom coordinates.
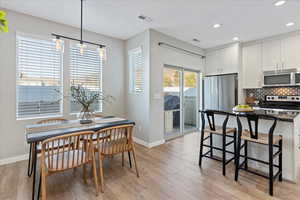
(242, 43, 262, 89)
(262, 39, 281, 71)
(262, 34, 300, 71)
(282, 35, 300, 69)
(205, 44, 239, 76)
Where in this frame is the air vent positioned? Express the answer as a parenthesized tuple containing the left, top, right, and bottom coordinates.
(138, 15, 152, 22)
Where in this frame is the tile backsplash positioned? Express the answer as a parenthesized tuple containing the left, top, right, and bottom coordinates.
(246, 87, 300, 101)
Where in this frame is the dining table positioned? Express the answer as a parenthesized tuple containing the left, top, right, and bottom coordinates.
(25, 116, 135, 200)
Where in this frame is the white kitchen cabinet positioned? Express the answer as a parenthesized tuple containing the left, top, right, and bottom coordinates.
(262, 39, 281, 71)
(205, 50, 220, 75)
(262, 35, 300, 71)
(242, 43, 262, 88)
(282, 35, 300, 69)
(205, 44, 239, 76)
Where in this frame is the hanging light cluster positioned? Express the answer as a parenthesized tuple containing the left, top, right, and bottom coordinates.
(52, 0, 106, 60)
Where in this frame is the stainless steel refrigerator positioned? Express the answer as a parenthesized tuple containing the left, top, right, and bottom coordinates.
(203, 74, 238, 111)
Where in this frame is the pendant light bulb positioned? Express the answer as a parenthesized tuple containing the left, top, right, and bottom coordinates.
(53, 37, 63, 51)
(98, 46, 107, 61)
(77, 42, 86, 55)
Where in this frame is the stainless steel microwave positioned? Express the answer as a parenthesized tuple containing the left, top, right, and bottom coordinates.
(263, 69, 297, 87)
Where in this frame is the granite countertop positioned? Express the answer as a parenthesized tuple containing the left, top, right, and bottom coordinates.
(200, 108, 299, 122)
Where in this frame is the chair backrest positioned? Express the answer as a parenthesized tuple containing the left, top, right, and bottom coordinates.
(41, 131, 95, 172)
(200, 110, 230, 133)
(94, 124, 134, 155)
(37, 118, 67, 124)
(236, 113, 277, 141)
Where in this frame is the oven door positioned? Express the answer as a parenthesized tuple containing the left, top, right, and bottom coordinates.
(263, 73, 294, 87)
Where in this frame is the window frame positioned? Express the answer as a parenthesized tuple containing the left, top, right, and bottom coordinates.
(128, 46, 144, 94)
(16, 34, 64, 120)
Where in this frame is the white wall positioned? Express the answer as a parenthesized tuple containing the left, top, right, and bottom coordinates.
(149, 29, 205, 143)
(0, 9, 126, 160)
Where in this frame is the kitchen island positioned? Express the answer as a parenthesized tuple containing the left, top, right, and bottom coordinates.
(201, 108, 300, 182)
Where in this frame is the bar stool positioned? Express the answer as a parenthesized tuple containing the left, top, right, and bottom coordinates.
(235, 114, 283, 196)
(199, 110, 236, 176)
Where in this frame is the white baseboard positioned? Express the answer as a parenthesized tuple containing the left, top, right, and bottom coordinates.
(0, 154, 29, 166)
(133, 137, 165, 148)
(0, 138, 165, 166)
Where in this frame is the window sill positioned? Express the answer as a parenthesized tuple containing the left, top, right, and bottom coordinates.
(16, 114, 64, 121)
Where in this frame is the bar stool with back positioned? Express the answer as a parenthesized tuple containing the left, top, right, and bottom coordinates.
(235, 113, 283, 196)
(199, 110, 237, 176)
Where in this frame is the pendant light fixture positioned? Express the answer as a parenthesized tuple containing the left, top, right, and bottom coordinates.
(52, 0, 106, 59)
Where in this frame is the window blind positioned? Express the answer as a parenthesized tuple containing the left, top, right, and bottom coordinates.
(129, 47, 144, 93)
(70, 47, 103, 113)
(16, 36, 63, 119)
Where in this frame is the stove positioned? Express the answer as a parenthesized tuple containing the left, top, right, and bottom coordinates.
(257, 95, 300, 112)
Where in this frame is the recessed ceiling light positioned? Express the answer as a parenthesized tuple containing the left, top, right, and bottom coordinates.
(286, 22, 295, 27)
(213, 23, 222, 28)
(233, 37, 239, 41)
(274, 0, 286, 6)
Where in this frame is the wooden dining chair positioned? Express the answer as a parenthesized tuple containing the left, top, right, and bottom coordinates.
(93, 124, 139, 192)
(40, 131, 99, 200)
(27, 118, 68, 177)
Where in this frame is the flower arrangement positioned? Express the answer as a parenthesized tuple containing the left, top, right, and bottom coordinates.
(0, 11, 8, 33)
(70, 85, 114, 123)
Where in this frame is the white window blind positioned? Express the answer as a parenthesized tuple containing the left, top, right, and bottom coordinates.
(129, 47, 144, 93)
(16, 36, 63, 119)
(70, 46, 103, 113)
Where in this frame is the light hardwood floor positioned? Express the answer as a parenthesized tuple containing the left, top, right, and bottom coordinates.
(1, 132, 300, 200)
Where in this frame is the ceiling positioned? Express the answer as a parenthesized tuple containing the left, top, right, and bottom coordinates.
(1, 0, 300, 48)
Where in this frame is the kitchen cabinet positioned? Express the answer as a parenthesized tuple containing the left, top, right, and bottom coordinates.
(262, 35, 300, 71)
(282, 35, 300, 69)
(205, 44, 239, 76)
(205, 50, 220, 75)
(262, 39, 281, 71)
(242, 43, 262, 88)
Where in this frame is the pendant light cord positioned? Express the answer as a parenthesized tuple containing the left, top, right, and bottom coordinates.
(80, 0, 83, 43)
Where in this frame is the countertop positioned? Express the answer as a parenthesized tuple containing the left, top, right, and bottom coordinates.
(200, 108, 299, 122)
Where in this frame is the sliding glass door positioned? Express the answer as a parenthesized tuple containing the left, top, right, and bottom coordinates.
(183, 70, 198, 132)
(163, 66, 200, 140)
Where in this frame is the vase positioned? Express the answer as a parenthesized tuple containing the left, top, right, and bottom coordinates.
(78, 107, 94, 124)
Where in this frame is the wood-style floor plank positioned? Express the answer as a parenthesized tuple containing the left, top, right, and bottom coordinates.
(0, 132, 300, 200)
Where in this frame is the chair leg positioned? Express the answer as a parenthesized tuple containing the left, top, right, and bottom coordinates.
(91, 154, 99, 196)
(122, 152, 124, 167)
(235, 134, 241, 181)
(98, 154, 104, 193)
(41, 164, 47, 200)
(269, 143, 274, 196)
(199, 131, 205, 167)
(128, 151, 132, 168)
(83, 164, 87, 184)
(131, 148, 140, 177)
(279, 139, 283, 182)
(244, 141, 248, 170)
(222, 133, 226, 176)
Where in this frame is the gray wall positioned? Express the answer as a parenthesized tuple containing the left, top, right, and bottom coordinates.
(149, 30, 205, 143)
(0, 9, 126, 160)
(125, 30, 151, 142)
